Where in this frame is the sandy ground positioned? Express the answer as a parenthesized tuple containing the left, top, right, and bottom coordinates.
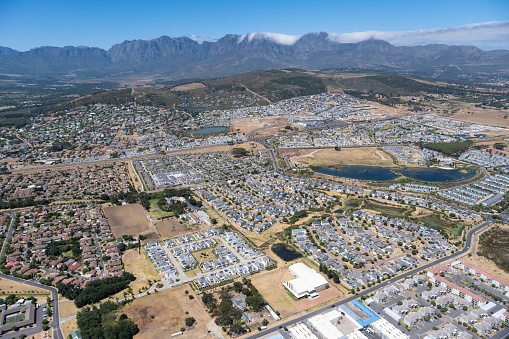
(121, 248, 159, 294)
(127, 161, 142, 191)
(103, 204, 152, 238)
(123, 284, 213, 339)
(154, 218, 201, 239)
(61, 318, 78, 338)
(0, 278, 50, 302)
(287, 147, 395, 167)
(170, 83, 206, 91)
(251, 268, 299, 318)
(455, 223, 509, 283)
(59, 298, 79, 318)
(232, 116, 295, 137)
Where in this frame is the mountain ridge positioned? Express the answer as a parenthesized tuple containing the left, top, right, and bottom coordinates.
(1, 32, 508, 81)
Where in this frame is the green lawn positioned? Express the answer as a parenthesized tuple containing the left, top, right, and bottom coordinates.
(422, 140, 473, 156)
(5, 313, 25, 324)
(149, 198, 174, 219)
(363, 200, 410, 218)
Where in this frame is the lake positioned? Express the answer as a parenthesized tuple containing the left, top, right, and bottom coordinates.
(189, 126, 226, 134)
(315, 166, 476, 182)
(271, 243, 302, 262)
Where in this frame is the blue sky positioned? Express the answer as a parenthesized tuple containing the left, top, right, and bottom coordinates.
(1, 0, 508, 51)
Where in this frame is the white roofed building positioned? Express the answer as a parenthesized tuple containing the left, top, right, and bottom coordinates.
(284, 263, 329, 299)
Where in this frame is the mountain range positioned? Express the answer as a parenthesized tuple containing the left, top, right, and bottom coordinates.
(1, 32, 508, 81)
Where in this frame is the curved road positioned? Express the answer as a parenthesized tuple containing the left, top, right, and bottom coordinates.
(0, 273, 62, 339)
(248, 218, 492, 339)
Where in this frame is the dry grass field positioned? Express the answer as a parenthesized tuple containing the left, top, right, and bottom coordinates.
(250, 269, 299, 318)
(456, 223, 509, 283)
(123, 284, 212, 339)
(103, 204, 152, 238)
(154, 218, 201, 239)
(287, 147, 394, 167)
(170, 83, 206, 91)
(232, 116, 297, 137)
(59, 298, 80, 318)
(0, 278, 50, 302)
(169, 141, 260, 155)
(449, 110, 509, 128)
(122, 249, 159, 292)
(61, 318, 78, 339)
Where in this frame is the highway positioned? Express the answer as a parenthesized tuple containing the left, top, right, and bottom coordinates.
(247, 217, 493, 339)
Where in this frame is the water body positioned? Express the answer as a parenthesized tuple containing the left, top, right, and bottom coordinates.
(315, 166, 476, 182)
(271, 243, 302, 262)
(315, 166, 397, 181)
(189, 126, 226, 134)
(398, 167, 476, 182)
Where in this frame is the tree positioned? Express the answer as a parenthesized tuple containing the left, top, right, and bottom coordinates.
(262, 319, 269, 326)
(185, 317, 196, 327)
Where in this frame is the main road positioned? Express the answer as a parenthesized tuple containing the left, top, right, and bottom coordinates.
(247, 217, 493, 339)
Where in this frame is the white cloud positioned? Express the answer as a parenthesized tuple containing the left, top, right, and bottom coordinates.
(186, 35, 217, 43)
(326, 21, 509, 49)
(236, 22, 509, 50)
(238, 32, 303, 45)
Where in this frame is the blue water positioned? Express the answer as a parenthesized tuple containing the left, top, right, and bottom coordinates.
(398, 167, 475, 182)
(315, 166, 397, 181)
(315, 166, 475, 182)
(189, 126, 226, 134)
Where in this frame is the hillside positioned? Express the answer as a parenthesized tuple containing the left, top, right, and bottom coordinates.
(1, 33, 508, 82)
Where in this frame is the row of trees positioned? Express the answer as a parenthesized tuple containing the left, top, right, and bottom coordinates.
(55, 272, 136, 307)
(77, 301, 139, 339)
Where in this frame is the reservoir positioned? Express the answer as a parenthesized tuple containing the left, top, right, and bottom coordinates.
(189, 126, 226, 134)
(315, 166, 476, 182)
(271, 243, 303, 262)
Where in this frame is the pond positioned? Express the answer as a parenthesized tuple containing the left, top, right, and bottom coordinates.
(315, 166, 476, 182)
(271, 243, 302, 262)
(189, 126, 226, 134)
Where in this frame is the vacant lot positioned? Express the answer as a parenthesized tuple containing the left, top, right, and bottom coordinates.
(250, 269, 299, 318)
(478, 224, 509, 273)
(170, 82, 206, 91)
(61, 318, 78, 339)
(232, 116, 291, 137)
(0, 278, 49, 302)
(103, 204, 151, 238)
(288, 147, 394, 167)
(123, 248, 159, 292)
(123, 284, 212, 339)
(59, 298, 79, 318)
(362, 199, 410, 218)
(154, 218, 200, 239)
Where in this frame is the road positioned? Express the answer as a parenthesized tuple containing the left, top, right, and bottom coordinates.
(0, 273, 63, 339)
(0, 213, 15, 259)
(247, 218, 493, 339)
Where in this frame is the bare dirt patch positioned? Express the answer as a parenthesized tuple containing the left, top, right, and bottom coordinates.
(103, 204, 151, 238)
(0, 278, 50, 301)
(289, 147, 395, 167)
(250, 268, 299, 318)
(123, 248, 159, 292)
(59, 298, 79, 318)
(154, 218, 201, 239)
(123, 284, 212, 339)
(232, 116, 295, 137)
(61, 318, 78, 339)
(170, 83, 206, 91)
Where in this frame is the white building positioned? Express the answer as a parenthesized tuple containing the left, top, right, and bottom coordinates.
(284, 263, 329, 299)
